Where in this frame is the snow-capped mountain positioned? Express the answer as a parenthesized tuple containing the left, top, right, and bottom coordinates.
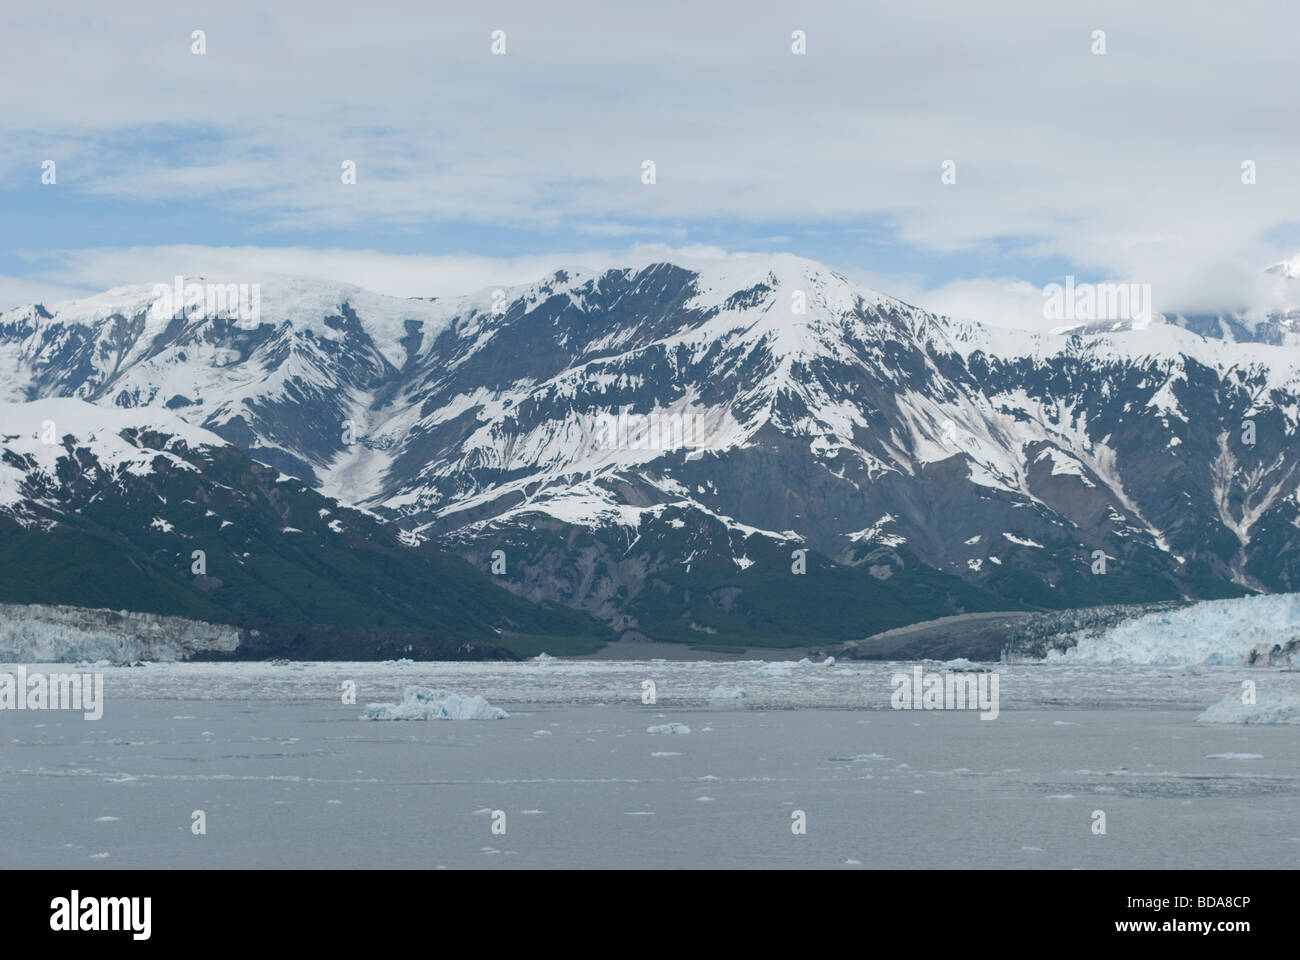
(2, 257, 1298, 644)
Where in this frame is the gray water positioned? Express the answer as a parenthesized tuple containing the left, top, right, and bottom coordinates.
(3, 671, 1298, 868)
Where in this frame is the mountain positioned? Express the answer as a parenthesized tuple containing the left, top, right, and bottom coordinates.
(0, 398, 606, 657)
(1, 257, 1298, 647)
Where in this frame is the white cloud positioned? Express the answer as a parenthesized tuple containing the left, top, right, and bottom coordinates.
(896, 277, 1049, 331)
(4, 1, 1300, 312)
(15, 247, 609, 302)
(16, 243, 1300, 332)
(12, 243, 771, 305)
(0, 275, 97, 314)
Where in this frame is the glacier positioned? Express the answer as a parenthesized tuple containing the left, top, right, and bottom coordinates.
(0, 603, 241, 664)
(1044, 592, 1300, 665)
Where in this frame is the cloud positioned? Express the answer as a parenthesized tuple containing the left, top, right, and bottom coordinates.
(11, 243, 772, 305)
(14, 246, 608, 302)
(0, 0, 1298, 313)
(0, 274, 97, 314)
(895, 277, 1049, 331)
(17, 242, 1300, 331)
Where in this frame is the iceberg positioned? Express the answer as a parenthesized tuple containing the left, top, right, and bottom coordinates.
(1196, 691, 1300, 725)
(364, 687, 509, 721)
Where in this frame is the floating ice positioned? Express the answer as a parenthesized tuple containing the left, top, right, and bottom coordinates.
(1196, 691, 1300, 725)
(939, 658, 988, 672)
(21, 657, 1300, 715)
(829, 753, 895, 765)
(363, 687, 509, 720)
(707, 684, 747, 701)
(646, 722, 690, 735)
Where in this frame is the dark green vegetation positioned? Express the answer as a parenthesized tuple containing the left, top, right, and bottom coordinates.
(621, 542, 1009, 647)
(0, 429, 608, 657)
(465, 498, 1252, 649)
(465, 505, 1015, 648)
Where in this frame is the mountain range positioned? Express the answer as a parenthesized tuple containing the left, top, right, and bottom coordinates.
(2, 256, 1298, 652)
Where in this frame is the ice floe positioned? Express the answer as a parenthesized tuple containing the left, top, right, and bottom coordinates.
(363, 687, 509, 720)
(646, 722, 690, 735)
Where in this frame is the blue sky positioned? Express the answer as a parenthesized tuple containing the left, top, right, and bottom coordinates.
(3, 0, 1299, 327)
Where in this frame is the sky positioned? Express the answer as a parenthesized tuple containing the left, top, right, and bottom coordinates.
(3, 0, 1300, 328)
